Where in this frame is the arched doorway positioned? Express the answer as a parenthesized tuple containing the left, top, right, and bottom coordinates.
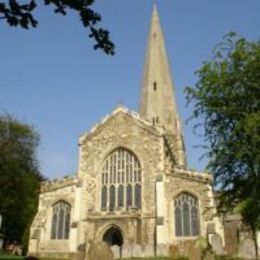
(103, 226, 123, 259)
(103, 226, 124, 247)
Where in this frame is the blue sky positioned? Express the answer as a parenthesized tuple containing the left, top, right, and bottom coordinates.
(1, 0, 259, 179)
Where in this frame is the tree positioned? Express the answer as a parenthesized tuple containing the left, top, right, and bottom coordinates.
(0, 0, 114, 55)
(186, 32, 260, 258)
(0, 114, 43, 252)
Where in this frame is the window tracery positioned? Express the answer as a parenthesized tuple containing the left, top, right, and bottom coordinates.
(51, 201, 71, 239)
(101, 148, 141, 211)
(174, 192, 200, 237)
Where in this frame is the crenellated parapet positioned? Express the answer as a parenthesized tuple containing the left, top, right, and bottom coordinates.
(41, 175, 79, 193)
(171, 167, 213, 184)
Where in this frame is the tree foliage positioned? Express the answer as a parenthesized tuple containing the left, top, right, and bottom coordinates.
(0, 114, 43, 251)
(0, 0, 114, 55)
(186, 32, 260, 256)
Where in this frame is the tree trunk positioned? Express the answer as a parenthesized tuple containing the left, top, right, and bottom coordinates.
(252, 227, 259, 260)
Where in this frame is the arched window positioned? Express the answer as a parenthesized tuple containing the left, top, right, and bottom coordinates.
(101, 148, 141, 211)
(135, 184, 141, 209)
(118, 185, 124, 208)
(174, 193, 200, 237)
(101, 186, 107, 209)
(51, 201, 71, 239)
(126, 184, 132, 208)
(109, 185, 116, 211)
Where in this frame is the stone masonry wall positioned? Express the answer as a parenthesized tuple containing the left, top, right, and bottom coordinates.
(29, 179, 77, 254)
(78, 109, 164, 245)
(164, 172, 215, 243)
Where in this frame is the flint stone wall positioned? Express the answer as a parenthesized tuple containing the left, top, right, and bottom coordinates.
(164, 172, 214, 242)
(29, 181, 77, 254)
(78, 111, 163, 245)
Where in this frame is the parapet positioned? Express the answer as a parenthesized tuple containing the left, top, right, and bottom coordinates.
(41, 175, 79, 193)
(172, 167, 213, 183)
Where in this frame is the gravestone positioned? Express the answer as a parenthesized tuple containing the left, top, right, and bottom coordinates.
(157, 243, 168, 256)
(187, 240, 203, 260)
(210, 234, 224, 255)
(121, 245, 132, 258)
(87, 241, 114, 260)
(207, 223, 216, 234)
(132, 244, 142, 257)
(143, 244, 154, 257)
(239, 238, 255, 259)
(169, 244, 180, 259)
(111, 245, 120, 259)
(0, 236, 2, 251)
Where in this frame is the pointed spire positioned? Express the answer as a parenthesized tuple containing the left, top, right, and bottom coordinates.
(140, 4, 179, 133)
(139, 5, 186, 166)
(152, 3, 159, 22)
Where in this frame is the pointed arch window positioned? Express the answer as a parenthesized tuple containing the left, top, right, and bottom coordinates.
(126, 184, 132, 208)
(109, 185, 116, 211)
(118, 185, 124, 208)
(135, 184, 141, 209)
(101, 148, 141, 211)
(174, 193, 200, 237)
(101, 186, 107, 209)
(51, 201, 71, 239)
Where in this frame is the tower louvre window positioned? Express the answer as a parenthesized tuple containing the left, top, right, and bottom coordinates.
(152, 117, 159, 125)
(101, 148, 141, 212)
(153, 81, 157, 91)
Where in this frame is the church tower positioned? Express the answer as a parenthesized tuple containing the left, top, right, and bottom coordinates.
(28, 5, 225, 258)
(140, 5, 186, 167)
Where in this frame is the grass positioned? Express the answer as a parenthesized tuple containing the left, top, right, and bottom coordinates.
(0, 257, 170, 260)
(0, 255, 244, 260)
(120, 258, 170, 260)
(0, 256, 24, 260)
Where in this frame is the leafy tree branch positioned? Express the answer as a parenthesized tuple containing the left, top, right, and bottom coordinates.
(0, 0, 115, 55)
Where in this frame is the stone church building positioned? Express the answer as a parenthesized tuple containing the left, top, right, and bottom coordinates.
(29, 5, 225, 259)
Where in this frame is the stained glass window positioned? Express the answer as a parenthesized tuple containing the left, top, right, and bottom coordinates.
(109, 185, 116, 211)
(101, 186, 107, 209)
(101, 148, 141, 211)
(118, 185, 124, 207)
(51, 201, 70, 239)
(191, 207, 199, 236)
(127, 184, 132, 208)
(135, 184, 141, 209)
(175, 207, 182, 236)
(174, 193, 200, 237)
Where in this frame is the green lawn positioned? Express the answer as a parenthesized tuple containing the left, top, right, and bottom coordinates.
(0, 255, 243, 260)
(0, 257, 170, 260)
(0, 256, 24, 260)
(120, 258, 170, 260)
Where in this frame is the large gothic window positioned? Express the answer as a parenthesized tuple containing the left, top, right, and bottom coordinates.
(51, 201, 71, 239)
(174, 193, 200, 237)
(135, 184, 142, 209)
(101, 148, 141, 211)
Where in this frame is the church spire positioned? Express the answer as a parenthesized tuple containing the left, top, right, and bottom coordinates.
(139, 5, 186, 166)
